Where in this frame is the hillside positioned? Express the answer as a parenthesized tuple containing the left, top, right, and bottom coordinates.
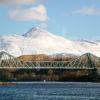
(0, 26, 100, 57)
(17, 54, 77, 62)
(17, 54, 52, 62)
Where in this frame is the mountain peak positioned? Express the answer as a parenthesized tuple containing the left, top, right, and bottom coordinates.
(26, 26, 42, 33)
(23, 26, 52, 38)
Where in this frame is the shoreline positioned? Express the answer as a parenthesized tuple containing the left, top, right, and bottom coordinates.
(0, 82, 16, 86)
(0, 81, 100, 86)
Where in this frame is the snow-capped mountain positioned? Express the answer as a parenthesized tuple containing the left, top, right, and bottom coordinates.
(0, 26, 100, 57)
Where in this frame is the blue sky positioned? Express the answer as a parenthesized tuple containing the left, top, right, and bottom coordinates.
(0, 0, 100, 40)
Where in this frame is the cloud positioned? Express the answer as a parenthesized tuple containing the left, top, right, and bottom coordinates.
(0, 0, 36, 5)
(74, 7, 100, 15)
(38, 23, 48, 29)
(9, 5, 48, 21)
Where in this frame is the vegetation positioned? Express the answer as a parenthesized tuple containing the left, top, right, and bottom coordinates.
(0, 68, 99, 82)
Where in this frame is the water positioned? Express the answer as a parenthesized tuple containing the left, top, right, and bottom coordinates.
(0, 82, 100, 100)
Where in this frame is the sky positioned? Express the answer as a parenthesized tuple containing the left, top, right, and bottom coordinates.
(0, 0, 100, 40)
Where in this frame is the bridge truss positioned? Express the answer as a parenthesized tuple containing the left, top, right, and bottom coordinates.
(0, 53, 98, 70)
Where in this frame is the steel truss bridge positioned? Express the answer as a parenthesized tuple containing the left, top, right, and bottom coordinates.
(0, 53, 99, 70)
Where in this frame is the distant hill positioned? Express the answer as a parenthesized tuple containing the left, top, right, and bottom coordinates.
(17, 53, 77, 62)
(17, 54, 52, 62)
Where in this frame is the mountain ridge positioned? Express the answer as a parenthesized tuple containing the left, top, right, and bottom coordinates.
(0, 26, 100, 57)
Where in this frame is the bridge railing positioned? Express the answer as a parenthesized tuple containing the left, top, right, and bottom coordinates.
(0, 60, 96, 69)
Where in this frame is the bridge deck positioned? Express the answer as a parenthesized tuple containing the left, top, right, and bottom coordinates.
(0, 66, 96, 69)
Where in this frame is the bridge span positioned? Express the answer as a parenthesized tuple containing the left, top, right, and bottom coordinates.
(0, 53, 99, 70)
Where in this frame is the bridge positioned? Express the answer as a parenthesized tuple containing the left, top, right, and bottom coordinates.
(0, 52, 99, 70)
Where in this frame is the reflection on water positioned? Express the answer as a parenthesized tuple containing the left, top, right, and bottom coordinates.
(0, 82, 100, 100)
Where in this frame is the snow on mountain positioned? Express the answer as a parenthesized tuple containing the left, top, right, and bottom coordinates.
(23, 26, 85, 55)
(79, 39, 98, 45)
(76, 39, 100, 57)
(0, 26, 100, 57)
(0, 35, 24, 56)
(23, 26, 53, 38)
(51, 53, 78, 59)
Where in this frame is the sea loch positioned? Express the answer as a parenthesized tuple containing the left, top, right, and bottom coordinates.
(0, 82, 100, 100)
